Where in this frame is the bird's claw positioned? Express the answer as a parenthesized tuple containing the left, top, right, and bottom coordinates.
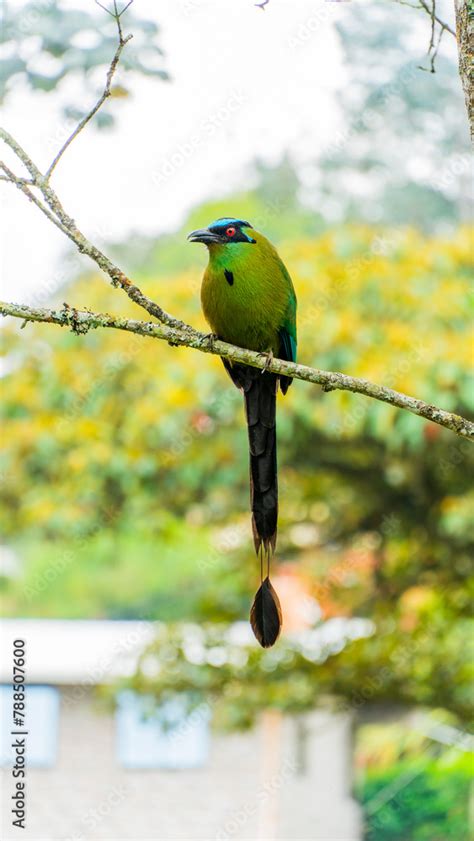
(260, 349, 274, 372)
(205, 332, 218, 351)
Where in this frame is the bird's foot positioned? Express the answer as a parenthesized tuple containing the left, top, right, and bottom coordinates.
(203, 332, 218, 351)
(260, 349, 274, 372)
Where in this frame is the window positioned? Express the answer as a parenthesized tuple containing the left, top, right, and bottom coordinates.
(0, 685, 59, 768)
(115, 691, 210, 769)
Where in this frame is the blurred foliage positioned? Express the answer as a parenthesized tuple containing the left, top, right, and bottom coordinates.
(355, 718, 473, 839)
(357, 750, 472, 841)
(1, 187, 473, 720)
(115, 615, 473, 725)
(117, 621, 375, 731)
(1, 0, 168, 126)
(312, 1, 471, 229)
(3, 526, 250, 622)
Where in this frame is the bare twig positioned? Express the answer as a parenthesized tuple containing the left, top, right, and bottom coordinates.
(45, 1, 134, 180)
(394, 0, 455, 73)
(96, 0, 133, 29)
(1, 300, 473, 442)
(394, 1, 424, 9)
(429, 25, 444, 72)
(0, 161, 73, 239)
(0, 1, 189, 331)
(415, 0, 451, 72)
(0, 174, 33, 184)
(394, 0, 456, 36)
(1, 0, 472, 448)
(418, 0, 455, 37)
(428, 0, 436, 51)
(0, 129, 190, 331)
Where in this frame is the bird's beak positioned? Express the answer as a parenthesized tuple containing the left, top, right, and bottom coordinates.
(187, 228, 223, 245)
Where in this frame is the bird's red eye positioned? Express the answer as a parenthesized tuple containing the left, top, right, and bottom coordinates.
(226, 226, 236, 237)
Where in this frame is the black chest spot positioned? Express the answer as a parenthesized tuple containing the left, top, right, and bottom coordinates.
(224, 269, 234, 286)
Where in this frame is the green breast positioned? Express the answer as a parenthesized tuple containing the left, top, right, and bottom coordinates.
(200, 241, 295, 354)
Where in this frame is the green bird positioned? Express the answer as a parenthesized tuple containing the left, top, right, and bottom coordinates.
(188, 217, 297, 647)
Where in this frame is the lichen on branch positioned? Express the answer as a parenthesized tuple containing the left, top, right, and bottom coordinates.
(1, 300, 473, 441)
(1, 0, 473, 444)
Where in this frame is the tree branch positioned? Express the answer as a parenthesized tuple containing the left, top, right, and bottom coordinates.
(0, 1, 190, 333)
(454, 0, 474, 139)
(393, 0, 455, 36)
(418, 0, 455, 38)
(393, 0, 455, 74)
(0, 128, 190, 332)
(2, 300, 473, 442)
(1, 1, 472, 446)
(0, 160, 75, 240)
(45, 2, 133, 180)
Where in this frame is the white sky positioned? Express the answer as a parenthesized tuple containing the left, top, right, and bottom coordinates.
(0, 0, 457, 302)
(1, 0, 348, 301)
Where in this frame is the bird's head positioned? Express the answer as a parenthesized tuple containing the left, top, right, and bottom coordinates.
(187, 217, 256, 248)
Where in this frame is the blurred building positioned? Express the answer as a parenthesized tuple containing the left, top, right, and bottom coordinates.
(0, 620, 361, 841)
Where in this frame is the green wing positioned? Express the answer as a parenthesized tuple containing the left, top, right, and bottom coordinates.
(278, 288, 297, 394)
(278, 326, 297, 364)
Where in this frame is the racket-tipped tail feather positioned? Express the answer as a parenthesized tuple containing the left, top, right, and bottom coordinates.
(250, 576, 282, 648)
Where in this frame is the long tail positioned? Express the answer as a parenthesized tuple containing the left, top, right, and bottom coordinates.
(223, 361, 282, 647)
(244, 368, 278, 556)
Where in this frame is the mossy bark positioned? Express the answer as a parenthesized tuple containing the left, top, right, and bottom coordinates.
(1, 299, 473, 441)
(454, 0, 474, 139)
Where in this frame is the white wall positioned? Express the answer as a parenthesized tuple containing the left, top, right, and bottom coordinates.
(1, 687, 361, 840)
